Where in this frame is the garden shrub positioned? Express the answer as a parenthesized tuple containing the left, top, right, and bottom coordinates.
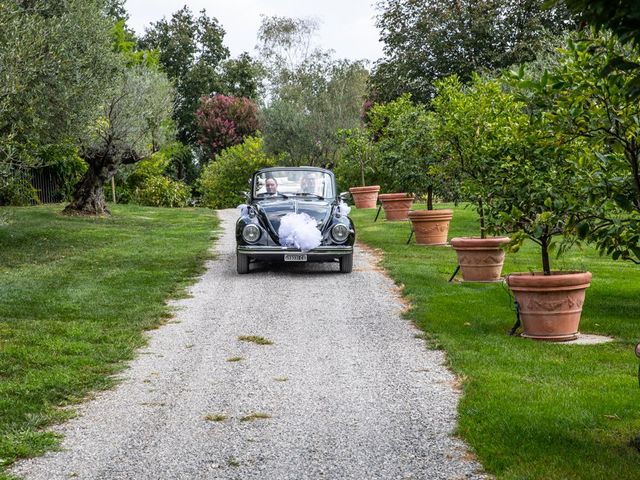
(0, 174, 39, 206)
(49, 153, 87, 201)
(133, 175, 190, 207)
(197, 136, 279, 209)
(116, 142, 197, 205)
(196, 94, 261, 158)
(163, 142, 199, 185)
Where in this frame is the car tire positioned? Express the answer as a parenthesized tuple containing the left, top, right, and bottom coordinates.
(237, 253, 250, 274)
(339, 253, 353, 273)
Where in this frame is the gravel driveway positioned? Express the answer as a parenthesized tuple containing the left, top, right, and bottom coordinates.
(13, 209, 486, 480)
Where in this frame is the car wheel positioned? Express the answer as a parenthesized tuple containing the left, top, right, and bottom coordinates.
(237, 253, 250, 274)
(339, 253, 353, 273)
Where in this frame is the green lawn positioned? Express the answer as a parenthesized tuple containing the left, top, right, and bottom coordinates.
(0, 204, 218, 479)
(352, 203, 640, 480)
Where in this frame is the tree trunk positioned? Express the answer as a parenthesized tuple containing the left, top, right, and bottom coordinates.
(479, 198, 485, 239)
(541, 236, 551, 276)
(63, 161, 115, 216)
(427, 185, 433, 210)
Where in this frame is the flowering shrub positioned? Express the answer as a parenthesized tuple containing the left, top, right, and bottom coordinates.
(196, 94, 260, 158)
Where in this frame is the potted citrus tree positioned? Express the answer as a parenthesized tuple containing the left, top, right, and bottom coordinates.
(484, 79, 592, 341)
(337, 128, 380, 209)
(370, 95, 451, 230)
(431, 74, 513, 280)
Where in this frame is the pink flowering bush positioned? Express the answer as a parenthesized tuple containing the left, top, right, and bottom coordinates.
(196, 94, 260, 158)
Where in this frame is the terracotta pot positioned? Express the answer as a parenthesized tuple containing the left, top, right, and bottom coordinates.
(407, 209, 453, 244)
(348, 185, 380, 209)
(506, 271, 592, 342)
(378, 193, 414, 221)
(450, 236, 510, 282)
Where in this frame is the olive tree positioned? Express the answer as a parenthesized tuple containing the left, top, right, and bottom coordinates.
(64, 66, 174, 215)
(0, 0, 120, 188)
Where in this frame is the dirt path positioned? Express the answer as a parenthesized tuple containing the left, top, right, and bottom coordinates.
(12, 209, 485, 480)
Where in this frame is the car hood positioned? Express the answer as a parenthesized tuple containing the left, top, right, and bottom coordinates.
(255, 199, 333, 239)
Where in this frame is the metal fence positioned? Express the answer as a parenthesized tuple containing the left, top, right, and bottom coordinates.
(30, 167, 63, 203)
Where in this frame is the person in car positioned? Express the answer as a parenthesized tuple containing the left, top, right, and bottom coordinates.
(300, 174, 318, 194)
(265, 177, 278, 195)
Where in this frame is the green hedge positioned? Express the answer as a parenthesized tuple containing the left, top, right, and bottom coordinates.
(197, 136, 280, 209)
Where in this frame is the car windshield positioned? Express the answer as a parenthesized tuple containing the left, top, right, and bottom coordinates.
(254, 170, 334, 199)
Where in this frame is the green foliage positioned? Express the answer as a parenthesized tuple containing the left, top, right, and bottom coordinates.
(115, 153, 167, 204)
(558, 0, 640, 47)
(162, 142, 199, 185)
(258, 16, 369, 166)
(197, 137, 279, 208)
(112, 19, 159, 68)
(416, 57, 591, 273)
(140, 6, 261, 146)
(219, 53, 265, 100)
(477, 69, 586, 274)
(371, 0, 577, 102)
(115, 143, 196, 205)
(432, 74, 528, 236)
(48, 153, 89, 202)
(133, 175, 190, 208)
(334, 128, 380, 188)
(367, 95, 449, 205)
(0, 0, 122, 171)
(262, 60, 369, 166)
(0, 174, 39, 206)
(512, 31, 640, 264)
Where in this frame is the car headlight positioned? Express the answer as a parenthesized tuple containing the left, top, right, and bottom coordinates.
(331, 223, 350, 243)
(242, 224, 261, 243)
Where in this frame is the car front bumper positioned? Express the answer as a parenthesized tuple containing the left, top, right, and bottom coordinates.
(237, 245, 353, 262)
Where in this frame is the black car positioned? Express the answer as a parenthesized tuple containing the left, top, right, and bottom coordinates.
(236, 167, 355, 274)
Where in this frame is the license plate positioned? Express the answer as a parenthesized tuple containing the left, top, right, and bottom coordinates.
(284, 254, 307, 262)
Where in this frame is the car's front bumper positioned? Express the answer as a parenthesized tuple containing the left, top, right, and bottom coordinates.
(237, 245, 353, 262)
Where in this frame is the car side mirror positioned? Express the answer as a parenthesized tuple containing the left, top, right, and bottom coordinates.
(240, 191, 250, 202)
(339, 191, 350, 201)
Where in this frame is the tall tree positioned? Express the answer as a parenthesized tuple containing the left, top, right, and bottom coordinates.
(140, 7, 230, 144)
(371, 0, 578, 102)
(0, 0, 120, 173)
(219, 53, 265, 100)
(257, 16, 368, 166)
(140, 7, 263, 148)
(557, 0, 640, 46)
(103, 0, 128, 22)
(257, 15, 324, 78)
(64, 66, 174, 215)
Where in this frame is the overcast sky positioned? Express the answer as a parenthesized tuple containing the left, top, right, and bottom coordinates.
(125, 0, 385, 65)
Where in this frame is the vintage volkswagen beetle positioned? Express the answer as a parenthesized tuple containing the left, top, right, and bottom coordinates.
(236, 167, 355, 274)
